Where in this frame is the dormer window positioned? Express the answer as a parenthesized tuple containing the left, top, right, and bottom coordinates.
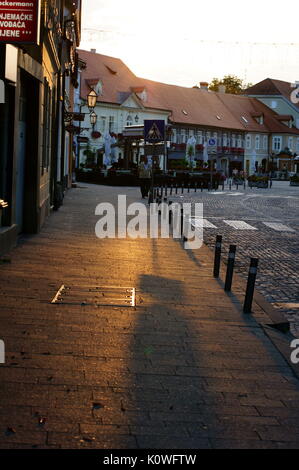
(275, 115, 294, 128)
(140, 90, 147, 102)
(95, 80, 103, 96)
(131, 86, 147, 102)
(105, 65, 117, 75)
(251, 112, 264, 125)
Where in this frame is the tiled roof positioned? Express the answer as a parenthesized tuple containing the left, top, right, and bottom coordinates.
(244, 78, 299, 110)
(217, 93, 299, 134)
(78, 50, 299, 135)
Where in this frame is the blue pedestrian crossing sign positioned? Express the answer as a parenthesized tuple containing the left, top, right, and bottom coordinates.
(144, 120, 165, 143)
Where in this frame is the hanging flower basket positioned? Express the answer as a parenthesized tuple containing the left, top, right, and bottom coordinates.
(91, 131, 102, 139)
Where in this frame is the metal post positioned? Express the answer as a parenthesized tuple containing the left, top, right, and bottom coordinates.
(213, 235, 222, 278)
(148, 189, 153, 204)
(188, 184, 190, 193)
(181, 183, 184, 194)
(165, 184, 168, 197)
(243, 258, 259, 314)
(180, 207, 184, 238)
(195, 182, 197, 193)
(168, 201, 173, 225)
(201, 182, 203, 192)
(224, 245, 237, 292)
(175, 184, 178, 195)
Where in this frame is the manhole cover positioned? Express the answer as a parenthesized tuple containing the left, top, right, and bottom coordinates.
(51, 285, 136, 307)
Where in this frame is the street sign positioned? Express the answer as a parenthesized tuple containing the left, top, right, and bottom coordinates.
(0, 0, 41, 44)
(144, 120, 165, 143)
(208, 138, 217, 147)
(144, 144, 164, 156)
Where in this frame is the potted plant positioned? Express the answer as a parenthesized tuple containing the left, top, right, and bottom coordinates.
(290, 174, 299, 186)
(248, 175, 269, 188)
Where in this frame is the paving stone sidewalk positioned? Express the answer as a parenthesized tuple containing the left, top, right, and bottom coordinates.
(1, 184, 299, 449)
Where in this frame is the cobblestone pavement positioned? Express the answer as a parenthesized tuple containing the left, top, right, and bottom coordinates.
(1, 184, 299, 449)
(169, 181, 299, 336)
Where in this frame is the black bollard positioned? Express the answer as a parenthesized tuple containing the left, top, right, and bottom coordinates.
(195, 182, 197, 193)
(224, 245, 237, 292)
(175, 184, 178, 195)
(213, 235, 222, 278)
(180, 207, 184, 238)
(181, 183, 184, 194)
(148, 190, 153, 205)
(170, 185, 173, 196)
(188, 184, 190, 193)
(243, 258, 259, 314)
(168, 201, 173, 225)
(201, 182, 203, 192)
(165, 185, 168, 197)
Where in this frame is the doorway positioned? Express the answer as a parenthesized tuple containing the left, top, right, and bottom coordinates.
(16, 82, 27, 230)
(15, 71, 39, 233)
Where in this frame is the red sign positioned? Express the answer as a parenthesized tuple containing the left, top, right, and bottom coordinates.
(0, 0, 41, 44)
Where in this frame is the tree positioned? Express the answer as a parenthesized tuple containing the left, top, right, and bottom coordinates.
(208, 75, 252, 94)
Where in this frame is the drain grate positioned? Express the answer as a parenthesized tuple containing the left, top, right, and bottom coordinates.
(51, 285, 136, 307)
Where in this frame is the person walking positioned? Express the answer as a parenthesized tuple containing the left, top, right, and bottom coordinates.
(138, 156, 152, 198)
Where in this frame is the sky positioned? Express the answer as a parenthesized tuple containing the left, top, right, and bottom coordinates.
(80, 0, 299, 88)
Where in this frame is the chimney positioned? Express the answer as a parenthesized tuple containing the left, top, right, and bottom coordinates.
(200, 81, 209, 90)
(90, 48, 96, 53)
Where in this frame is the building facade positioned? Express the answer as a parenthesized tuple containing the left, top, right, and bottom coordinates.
(75, 51, 299, 180)
(0, 0, 82, 255)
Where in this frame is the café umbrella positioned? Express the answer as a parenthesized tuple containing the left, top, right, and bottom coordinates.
(104, 133, 112, 166)
(203, 141, 209, 163)
(186, 136, 196, 168)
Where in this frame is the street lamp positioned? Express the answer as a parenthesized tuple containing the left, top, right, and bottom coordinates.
(90, 111, 97, 126)
(87, 89, 98, 109)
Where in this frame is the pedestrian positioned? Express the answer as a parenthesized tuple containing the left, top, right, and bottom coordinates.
(138, 156, 152, 198)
